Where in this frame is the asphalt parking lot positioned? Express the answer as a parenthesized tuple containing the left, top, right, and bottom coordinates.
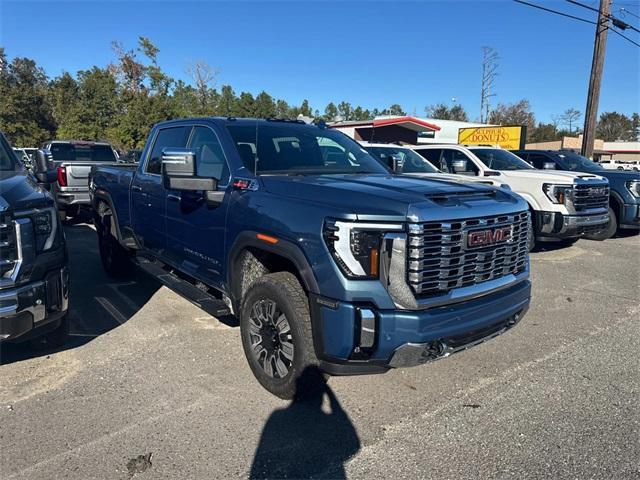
(1, 224, 638, 480)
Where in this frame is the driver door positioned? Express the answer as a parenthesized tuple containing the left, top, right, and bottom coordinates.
(164, 125, 231, 288)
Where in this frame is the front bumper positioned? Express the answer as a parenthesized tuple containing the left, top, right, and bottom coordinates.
(620, 203, 640, 229)
(0, 266, 69, 342)
(56, 191, 91, 207)
(535, 211, 609, 241)
(310, 279, 531, 375)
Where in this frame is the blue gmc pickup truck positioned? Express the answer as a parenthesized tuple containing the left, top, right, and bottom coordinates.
(90, 118, 532, 398)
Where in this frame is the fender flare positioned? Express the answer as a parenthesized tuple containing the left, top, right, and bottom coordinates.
(92, 190, 124, 242)
(609, 189, 624, 218)
(227, 231, 320, 302)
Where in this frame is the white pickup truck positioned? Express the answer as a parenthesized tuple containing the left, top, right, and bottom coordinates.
(361, 142, 509, 189)
(411, 145, 610, 249)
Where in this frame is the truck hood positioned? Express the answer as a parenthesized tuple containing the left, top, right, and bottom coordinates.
(499, 169, 606, 184)
(0, 170, 53, 212)
(591, 170, 640, 181)
(260, 174, 524, 221)
(406, 172, 503, 187)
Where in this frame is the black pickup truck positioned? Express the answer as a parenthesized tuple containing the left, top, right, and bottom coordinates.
(0, 132, 69, 347)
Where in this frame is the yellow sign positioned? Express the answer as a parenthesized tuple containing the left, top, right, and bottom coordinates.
(458, 126, 525, 150)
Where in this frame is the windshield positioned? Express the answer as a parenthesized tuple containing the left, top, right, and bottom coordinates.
(49, 143, 117, 162)
(470, 148, 534, 171)
(364, 146, 439, 173)
(226, 123, 388, 175)
(1, 137, 18, 171)
(556, 152, 604, 172)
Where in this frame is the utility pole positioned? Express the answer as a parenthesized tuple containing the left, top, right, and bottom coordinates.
(581, 0, 611, 159)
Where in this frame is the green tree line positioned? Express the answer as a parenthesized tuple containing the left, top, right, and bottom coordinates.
(1, 39, 637, 149)
(0, 38, 407, 149)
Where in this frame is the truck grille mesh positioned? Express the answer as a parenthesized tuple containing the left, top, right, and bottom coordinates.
(407, 211, 530, 297)
(573, 184, 609, 212)
(0, 213, 18, 278)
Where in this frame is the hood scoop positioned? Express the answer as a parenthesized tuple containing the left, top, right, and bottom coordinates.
(424, 189, 496, 206)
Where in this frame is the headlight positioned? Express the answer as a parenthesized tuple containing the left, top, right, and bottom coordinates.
(17, 207, 58, 252)
(626, 180, 640, 198)
(324, 220, 404, 279)
(543, 184, 573, 205)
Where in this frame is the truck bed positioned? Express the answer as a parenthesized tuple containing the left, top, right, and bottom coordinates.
(90, 163, 137, 226)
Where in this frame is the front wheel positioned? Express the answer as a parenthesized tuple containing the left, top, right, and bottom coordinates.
(240, 271, 326, 399)
(584, 207, 617, 241)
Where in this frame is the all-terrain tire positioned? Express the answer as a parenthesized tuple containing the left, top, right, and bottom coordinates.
(240, 271, 326, 400)
(584, 206, 617, 241)
(98, 211, 133, 279)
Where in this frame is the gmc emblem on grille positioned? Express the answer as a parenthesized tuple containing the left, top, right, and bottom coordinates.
(591, 187, 607, 195)
(467, 226, 512, 248)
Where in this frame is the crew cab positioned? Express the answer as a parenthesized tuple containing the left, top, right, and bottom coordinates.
(40, 140, 119, 220)
(90, 118, 532, 399)
(513, 149, 640, 239)
(361, 142, 510, 189)
(412, 145, 610, 249)
(0, 132, 69, 347)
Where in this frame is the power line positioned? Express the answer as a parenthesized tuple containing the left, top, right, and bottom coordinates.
(608, 25, 640, 46)
(567, 0, 640, 33)
(618, 7, 640, 22)
(513, 0, 597, 24)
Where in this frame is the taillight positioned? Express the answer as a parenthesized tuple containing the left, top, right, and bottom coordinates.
(57, 166, 67, 186)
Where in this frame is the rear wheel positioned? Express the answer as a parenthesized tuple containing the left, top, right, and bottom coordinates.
(240, 271, 326, 400)
(98, 211, 133, 279)
(584, 206, 617, 241)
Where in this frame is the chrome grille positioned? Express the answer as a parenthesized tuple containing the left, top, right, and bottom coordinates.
(407, 211, 529, 297)
(0, 212, 18, 278)
(573, 184, 609, 212)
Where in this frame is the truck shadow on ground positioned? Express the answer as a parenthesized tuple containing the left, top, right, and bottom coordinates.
(0, 223, 161, 365)
(250, 367, 361, 479)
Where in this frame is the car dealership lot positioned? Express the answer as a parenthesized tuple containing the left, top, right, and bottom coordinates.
(1, 225, 638, 480)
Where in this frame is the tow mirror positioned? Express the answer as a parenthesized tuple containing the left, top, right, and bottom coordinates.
(451, 159, 468, 172)
(542, 162, 556, 170)
(162, 148, 218, 193)
(33, 149, 56, 184)
(387, 154, 403, 172)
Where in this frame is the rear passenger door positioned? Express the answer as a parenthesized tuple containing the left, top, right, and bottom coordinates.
(131, 125, 191, 256)
(164, 124, 231, 287)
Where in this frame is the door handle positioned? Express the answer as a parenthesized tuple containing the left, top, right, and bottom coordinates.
(167, 193, 181, 202)
(132, 185, 143, 192)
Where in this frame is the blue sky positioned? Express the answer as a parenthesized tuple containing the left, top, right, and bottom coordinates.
(1, 0, 639, 123)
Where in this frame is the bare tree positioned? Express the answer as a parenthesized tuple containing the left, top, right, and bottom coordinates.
(559, 108, 582, 133)
(480, 47, 499, 123)
(185, 60, 220, 114)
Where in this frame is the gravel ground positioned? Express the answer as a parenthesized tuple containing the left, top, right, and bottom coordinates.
(0, 224, 638, 480)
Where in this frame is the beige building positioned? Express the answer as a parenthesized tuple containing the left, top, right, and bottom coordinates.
(526, 135, 640, 161)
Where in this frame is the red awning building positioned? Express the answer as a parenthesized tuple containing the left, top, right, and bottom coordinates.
(330, 116, 441, 144)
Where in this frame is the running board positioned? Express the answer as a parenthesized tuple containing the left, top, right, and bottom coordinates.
(136, 258, 231, 317)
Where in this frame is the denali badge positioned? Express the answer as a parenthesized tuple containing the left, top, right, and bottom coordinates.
(467, 226, 512, 248)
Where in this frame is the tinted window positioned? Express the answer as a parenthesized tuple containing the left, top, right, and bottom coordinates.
(442, 149, 478, 175)
(365, 146, 438, 173)
(527, 154, 553, 169)
(188, 126, 229, 184)
(555, 152, 603, 172)
(470, 148, 534, 171)
(226, 124, 387, 175)
(49, 143, 117, 162)
(415, 149, 443, 170)
(146, 126, 191, 175)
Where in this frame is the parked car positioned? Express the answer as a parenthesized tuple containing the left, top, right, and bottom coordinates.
(412, 145, 610, 249)
(0, 132, 69, 347)
(512, 149, 640, 239)
(40, 140, 120, 220)
(90, 118, 532, 399)
(361, 142, 510, 189)
(597, 159, 636, 171)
